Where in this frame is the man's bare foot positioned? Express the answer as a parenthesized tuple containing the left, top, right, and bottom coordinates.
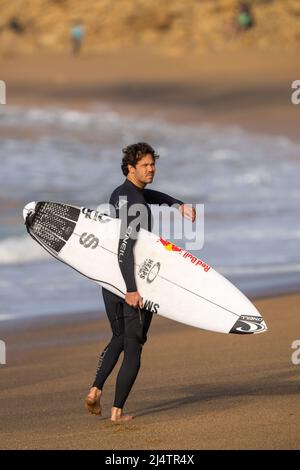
(85, 387, 102, 416)
(110, 406, 133, 423)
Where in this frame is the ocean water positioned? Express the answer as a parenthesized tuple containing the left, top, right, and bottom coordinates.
(0, 105, 299, 323)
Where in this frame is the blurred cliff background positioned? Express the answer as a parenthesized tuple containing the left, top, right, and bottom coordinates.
(0, 0, 300, 57)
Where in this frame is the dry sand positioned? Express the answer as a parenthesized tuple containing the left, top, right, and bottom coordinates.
(0, 293, 300, 450)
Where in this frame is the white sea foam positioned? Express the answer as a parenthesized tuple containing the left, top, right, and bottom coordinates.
(0, 235, 50, 264)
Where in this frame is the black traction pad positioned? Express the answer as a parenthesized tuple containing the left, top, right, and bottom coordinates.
(27, 202, 80, 254)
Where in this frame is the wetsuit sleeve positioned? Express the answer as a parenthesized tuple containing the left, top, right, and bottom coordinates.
(117, 192, 140, 293)
(118, 235, 137, 292)
(143, 189, 184, 206)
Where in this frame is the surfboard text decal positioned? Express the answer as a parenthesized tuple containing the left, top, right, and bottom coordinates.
(158, 237, 210, 272)
(79, 232, 99, 249)
(82, 207, 111, 223)
(138, 259, 161, 283)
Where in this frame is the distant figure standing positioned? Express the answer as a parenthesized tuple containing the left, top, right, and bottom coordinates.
(7, 17, 24, 34)
(235, 2, 254, 31)
(71, 22, 84, 55)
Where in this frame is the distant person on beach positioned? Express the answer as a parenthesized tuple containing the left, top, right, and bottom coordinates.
(7, 17, 24, 34)
(71, 21, 84, 55)
(235, 1, 254, 32)
(85, 143, 196, 423)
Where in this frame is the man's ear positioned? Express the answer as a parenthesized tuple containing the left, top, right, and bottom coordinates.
(128, 164, 135, 174)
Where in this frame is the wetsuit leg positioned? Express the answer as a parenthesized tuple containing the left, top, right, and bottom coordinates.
(92, 288, 125, 390)
(113, 303, 153, 408)
(93, 288, 153, 408)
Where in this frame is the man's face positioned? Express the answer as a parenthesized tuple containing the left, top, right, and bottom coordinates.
(129, 154, 156, 185)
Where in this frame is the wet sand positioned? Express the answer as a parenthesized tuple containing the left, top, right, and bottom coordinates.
(0, 293, 300, 450)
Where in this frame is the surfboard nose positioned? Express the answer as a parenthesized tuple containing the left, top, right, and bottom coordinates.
(23, 201, 36, 222)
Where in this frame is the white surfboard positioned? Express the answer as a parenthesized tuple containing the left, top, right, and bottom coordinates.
(23, 201, 267, 335)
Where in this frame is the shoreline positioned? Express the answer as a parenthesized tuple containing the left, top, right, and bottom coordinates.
(3, 85, 300, 143)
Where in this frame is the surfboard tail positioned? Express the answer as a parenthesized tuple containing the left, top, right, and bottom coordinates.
(24, 201, 80, 251)
(23, 201, 37, 231)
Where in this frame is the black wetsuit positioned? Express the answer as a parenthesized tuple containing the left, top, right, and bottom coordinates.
(92, 179, 183, 408)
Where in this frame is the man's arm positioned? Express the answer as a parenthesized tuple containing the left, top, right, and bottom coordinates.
(118, 232, 137, 293)
(143, 188, 183, 206)
(116, 192, 145, 308)
(117, 196, 138, 293)
(144, 188, 196, 222)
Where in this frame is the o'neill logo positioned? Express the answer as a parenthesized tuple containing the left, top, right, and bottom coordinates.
(230, 315, 266, 334)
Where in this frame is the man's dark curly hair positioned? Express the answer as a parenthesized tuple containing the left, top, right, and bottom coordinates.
(121, 142, 159, 176)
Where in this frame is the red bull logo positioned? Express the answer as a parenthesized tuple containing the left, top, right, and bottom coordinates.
(158, 237, 182, 252)
(158, 237, 210, 272)
(182, 251, 210, 272)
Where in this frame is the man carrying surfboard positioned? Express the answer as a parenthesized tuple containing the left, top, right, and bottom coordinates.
(85, 142, 196, 423)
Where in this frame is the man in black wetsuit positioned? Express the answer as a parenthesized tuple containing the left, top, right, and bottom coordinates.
(85, 142, 196, 423)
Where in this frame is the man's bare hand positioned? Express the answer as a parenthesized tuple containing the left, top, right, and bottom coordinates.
(125, 291, 143, 309)
(179, 204, 196, 222)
